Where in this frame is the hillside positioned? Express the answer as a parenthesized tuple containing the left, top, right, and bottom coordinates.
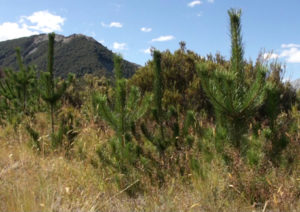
(0, 34, 139, 78)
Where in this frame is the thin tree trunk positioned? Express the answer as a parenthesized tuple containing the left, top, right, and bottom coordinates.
(23, 88, 26, 113)
(51, 104, 54, 134)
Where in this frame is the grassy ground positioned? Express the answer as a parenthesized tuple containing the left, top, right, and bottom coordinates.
(0, 111, 299, 212)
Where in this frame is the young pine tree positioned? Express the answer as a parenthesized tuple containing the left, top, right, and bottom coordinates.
(40, 33, 73, 140)
(25, 34, 74, 150)
(141, 51, 196, 165)
(93, 54, 152, 191)
(0, 48, 38, 122)
(93, 55, 151, 145)
(197, 9, 268, 148)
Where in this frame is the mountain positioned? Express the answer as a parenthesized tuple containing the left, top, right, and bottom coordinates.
(0, 34, 139, 78)
(291, 78, 300, 91)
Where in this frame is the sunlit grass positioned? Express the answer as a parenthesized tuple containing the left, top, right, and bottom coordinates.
(0, 110, 299, 211)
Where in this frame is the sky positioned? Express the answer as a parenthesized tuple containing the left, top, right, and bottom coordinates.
(0, 0, 299, 80)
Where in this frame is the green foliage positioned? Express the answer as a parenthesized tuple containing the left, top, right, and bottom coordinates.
(263, 113, 293, 166)
(246, 136, 264, 167)
(130, 43, 210, 113)
(62, 74, 83, 108)
(259, 62, 297, 127)
(152, 50, 165, 148)
(51, 109, 79, 150)
(0, 48, 38, 124)
(197, 9, 268, 148)
(141, 51, 196, 176)
(93, 55, 151, 143)
(0, 8, 298, 205)
(255, 63, 297, 165)
(93, 54, 152, 194)
(40, 33, 68, 135)
(31, 33, 76, 150)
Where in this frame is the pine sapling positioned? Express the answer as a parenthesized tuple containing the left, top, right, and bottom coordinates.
(197, 9, 268, 148)
(93, 54, 152, 191)
(40, 33, 68, 135)
(141, 50, 196, 166)
(0, 48, 38, 122)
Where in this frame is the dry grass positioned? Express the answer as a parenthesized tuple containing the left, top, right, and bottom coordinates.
(0, 112, 299, 212)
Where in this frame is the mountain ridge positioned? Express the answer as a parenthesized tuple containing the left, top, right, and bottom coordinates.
(0, 33, 139, 78)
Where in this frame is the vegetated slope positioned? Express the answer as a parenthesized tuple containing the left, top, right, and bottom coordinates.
(291, 78, 300, 90)
(0, 34, 139, 78)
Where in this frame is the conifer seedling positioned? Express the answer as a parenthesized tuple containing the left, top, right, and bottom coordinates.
(197, 9, 268, 148)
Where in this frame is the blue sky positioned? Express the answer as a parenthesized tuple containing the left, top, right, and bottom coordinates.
(0, 0, 299, 80)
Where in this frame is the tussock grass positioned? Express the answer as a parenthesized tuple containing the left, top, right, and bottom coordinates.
(0, 111, 299, 211)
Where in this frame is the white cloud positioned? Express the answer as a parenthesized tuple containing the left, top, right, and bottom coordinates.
(263, 52, 279, 60)
(101, 22, 123, 28)
(141, 48, 151, 54)
(207, 0, 214, 3)
(110, 22, 122, 28)
(113, 42, 127, 50)
(151, 35, 175, 42)
(22, 11, 65, 32)
(188, 1, 202, 7)
(0, 22, 38, 41)
(280, 47, 300, 63)
(281, 43, 300, 49)
(0, 10, 65, 41)
(270, 43, 300, 63)
(141, 27, 152, 32)
(264, 43, 300, 64)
